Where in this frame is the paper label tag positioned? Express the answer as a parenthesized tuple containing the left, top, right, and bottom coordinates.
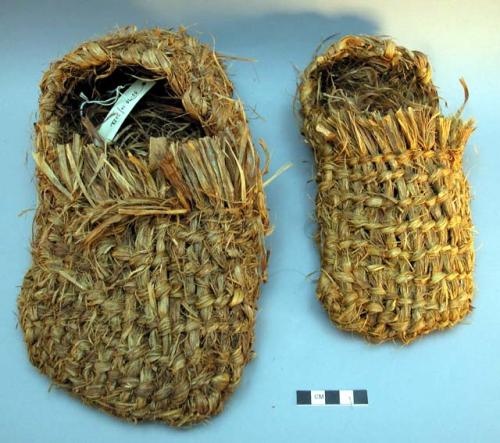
(97, 79, 156, 144)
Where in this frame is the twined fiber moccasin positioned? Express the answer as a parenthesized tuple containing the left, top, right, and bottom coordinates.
(19, 27, 270, 426)
(299, 35, 474, 343)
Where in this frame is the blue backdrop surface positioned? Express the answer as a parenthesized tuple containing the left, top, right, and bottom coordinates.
(1, 1, 499, 442)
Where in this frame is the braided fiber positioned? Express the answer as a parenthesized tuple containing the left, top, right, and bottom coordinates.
(299, 36, 475, 343)
(18, 27, 269, 426)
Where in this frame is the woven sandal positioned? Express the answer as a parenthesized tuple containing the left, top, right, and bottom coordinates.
(18, 28, 269, 426)
(299, 36, 474, 343)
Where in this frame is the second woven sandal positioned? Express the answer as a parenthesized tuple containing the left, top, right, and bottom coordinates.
(299, 36, 475, 343)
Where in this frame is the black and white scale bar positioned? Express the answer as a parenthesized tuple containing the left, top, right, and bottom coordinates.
(296, 390, 368, 406)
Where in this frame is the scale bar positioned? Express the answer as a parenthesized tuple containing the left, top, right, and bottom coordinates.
(296, 390, 368, 406)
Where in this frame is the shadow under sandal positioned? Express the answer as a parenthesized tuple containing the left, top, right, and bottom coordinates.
(18, 27, 269, 426)
(299, 35, 474, 344)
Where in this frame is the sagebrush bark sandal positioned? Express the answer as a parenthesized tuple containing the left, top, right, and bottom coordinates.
(18, 27, 270, 426)
(299, 35, 474, 344)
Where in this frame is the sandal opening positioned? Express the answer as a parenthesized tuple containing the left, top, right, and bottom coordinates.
(55, 65, 204, 154)
(317, 56, 437, 115)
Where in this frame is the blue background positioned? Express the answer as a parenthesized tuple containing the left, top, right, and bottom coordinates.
(1, 1, 499, 442)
